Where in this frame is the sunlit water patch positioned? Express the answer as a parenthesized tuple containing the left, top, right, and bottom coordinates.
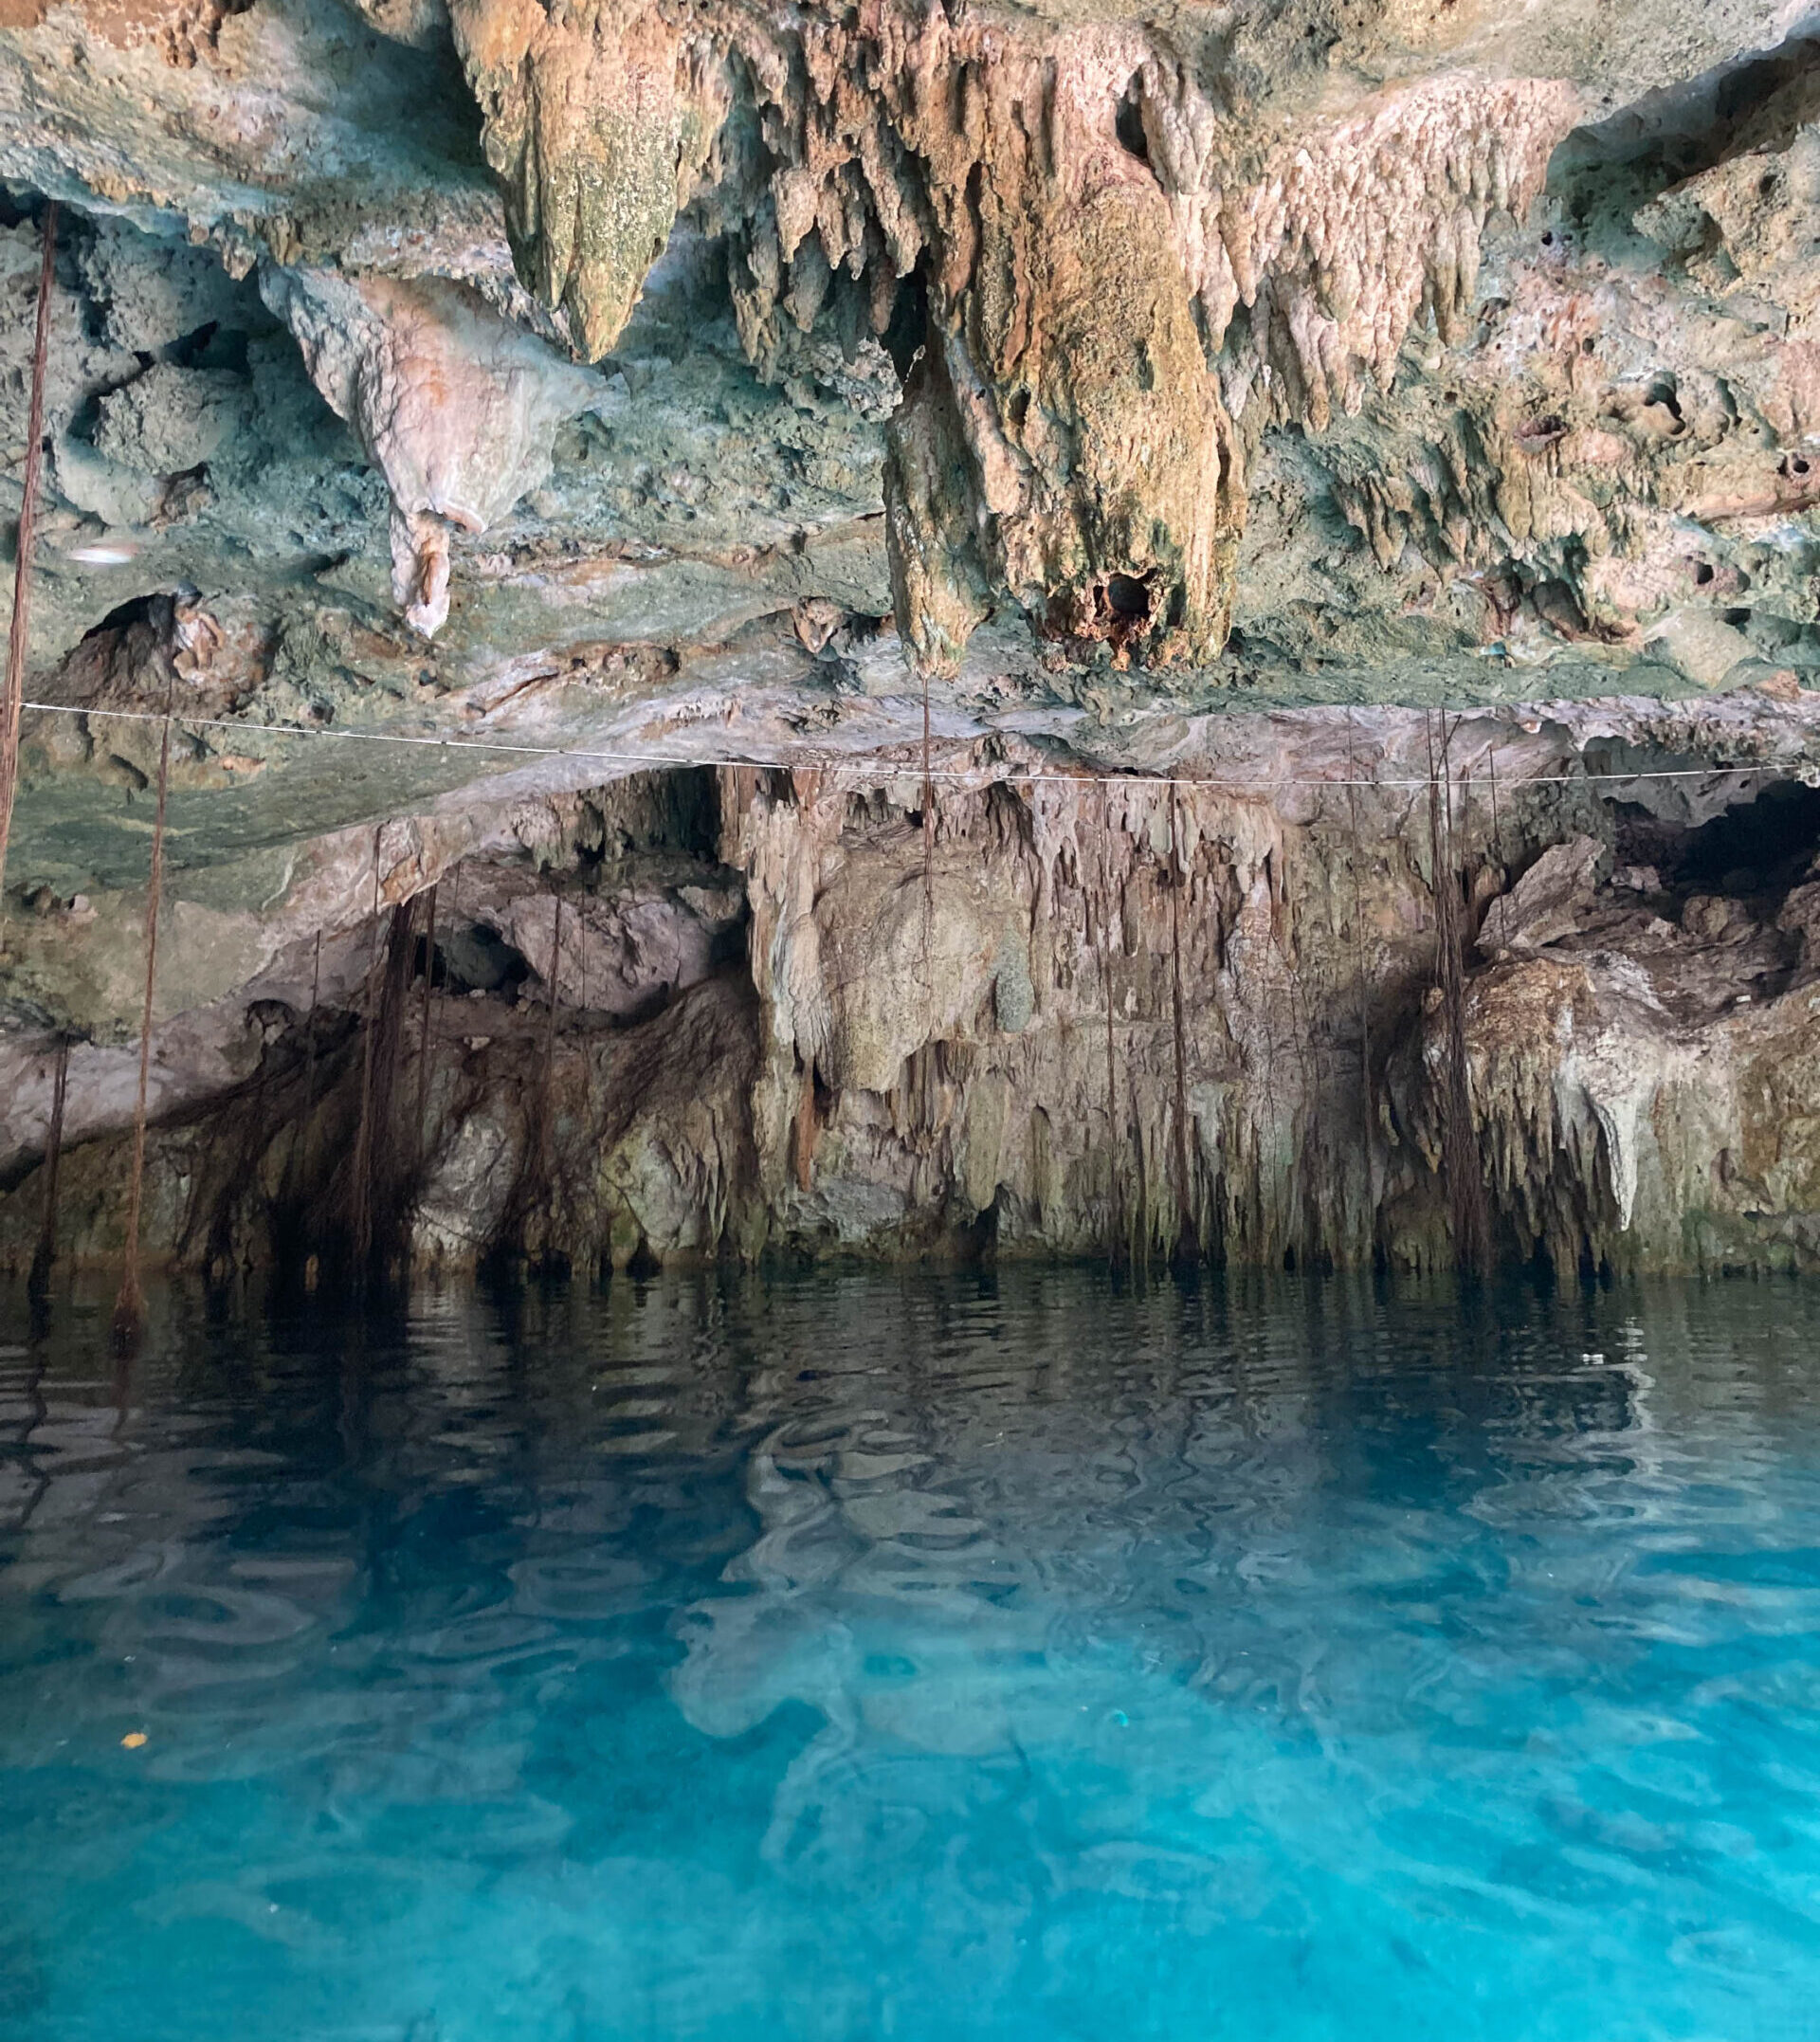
(5, 1272, 1820, 2040)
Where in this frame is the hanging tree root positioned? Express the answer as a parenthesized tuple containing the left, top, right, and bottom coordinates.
(349, 830, 387, 1279)
(493, 887, 569, 1271)
(287, 931, 323, 1209)
(415, 881, 438, 1168)
(1100, 788, 1128, 1272)
(0, 199, 57, 939)
(27, 1034, 69, 1300)
(346, 866, 417, 1286)
(112, 686, 175, 1354)
(538, 892, 563, 1186)
(1345, 711, 1377, 1236)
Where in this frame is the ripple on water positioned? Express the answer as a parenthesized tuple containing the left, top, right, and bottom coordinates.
(5, 1271, 1820, 2039)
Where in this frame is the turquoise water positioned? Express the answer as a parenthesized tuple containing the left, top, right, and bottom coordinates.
(4, 1272, 1820, 2041)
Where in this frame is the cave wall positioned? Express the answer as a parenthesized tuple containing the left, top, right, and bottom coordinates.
(7, 706, 1820, 1283)
(6, 1, 1820, 1285)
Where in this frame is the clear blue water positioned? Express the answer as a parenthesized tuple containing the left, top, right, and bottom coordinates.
(5, 1271, 1820, 2041)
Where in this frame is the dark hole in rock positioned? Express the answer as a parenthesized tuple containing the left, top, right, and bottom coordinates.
(1516, 414, 1567, 447)
(437, 923, 530, 996)
(83, 593, 166, 638)
(169, 319, 219, 368)
(1115, 85, 1150, 163)
(1106, 574, 1152, 618)
(1722, 607, 1753, 629)
(1616, 780, 1820, 895)
(1645, 374, 1684, 422)
(1781, 452, 1812, 478)
(880, 264, 931, 382)
(1694, 562, 1716, 585)
(411, 932, 448, 989)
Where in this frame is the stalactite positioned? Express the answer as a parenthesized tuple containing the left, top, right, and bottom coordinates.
(1426, 711, 1489, 1272)
(539, 892, 563, 1194)
(415, 880, 438, 1166)
(349, 828, 386, 1278)
(1344, 715, 1376, 1231)
(1099, 817, 1127, 1272)
(289, 929, 322, 1217)
(1167, 779, 1199, 1264)
(0, 200, 57, 933)
(112, 682, 175, 1353)
(27, 1034, 68, 1301)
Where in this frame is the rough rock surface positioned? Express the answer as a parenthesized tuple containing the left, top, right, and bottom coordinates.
(6, 695, 1820, 1280)
(4, 0, 1820, 1277)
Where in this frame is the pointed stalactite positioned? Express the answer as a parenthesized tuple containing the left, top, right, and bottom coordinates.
(1099, 793, 1126, 1272)
(919, 666, 936, 1018)
(1167, 779, 1199, 1265)
(112, 684, 175, 1354)
(1486, 742, 1511, 952)
(1426, 711, 1490, 1273)
(27, 1034, 69, 1301)
(1345, 715, 1376, 1237)
(415, 880, 438, 1168)
(290, 930, 322, 1218)
(349, 830, 386, 1282)
(0, 200, 57, 932)
(539, 892, 563, 1199)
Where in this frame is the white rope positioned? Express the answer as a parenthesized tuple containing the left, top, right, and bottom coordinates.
(16, 695, 1809, 791)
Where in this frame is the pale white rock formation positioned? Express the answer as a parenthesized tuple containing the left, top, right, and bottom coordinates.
(259, 265, 602, 635)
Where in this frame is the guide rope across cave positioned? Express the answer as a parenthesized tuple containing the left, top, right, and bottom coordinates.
(12, 694, 1808, 793)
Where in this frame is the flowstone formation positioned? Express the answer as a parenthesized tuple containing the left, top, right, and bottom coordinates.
(260, 266, 605, 637)
(446, 0, 1571, 668)
(5, 0, 1820, 1282)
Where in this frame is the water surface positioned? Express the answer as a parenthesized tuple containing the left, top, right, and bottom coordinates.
(4, 1271, 1820, 2040)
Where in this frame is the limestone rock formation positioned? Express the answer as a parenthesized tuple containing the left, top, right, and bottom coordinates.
(6, 695, 1820, 1281)
(260, 265, 605, 635)
(4, 0, 1820, 1281)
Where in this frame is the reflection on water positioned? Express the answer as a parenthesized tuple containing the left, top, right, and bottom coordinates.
(5, 1272, 1820, 2039)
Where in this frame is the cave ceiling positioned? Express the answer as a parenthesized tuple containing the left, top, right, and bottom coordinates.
(2, 0, 1819, 906)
